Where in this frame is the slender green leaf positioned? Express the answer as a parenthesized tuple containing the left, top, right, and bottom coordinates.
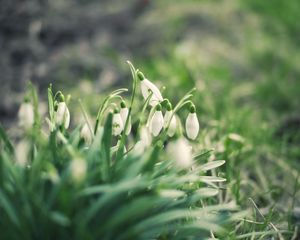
(0, 124, 14, 154)
(0, 190, 20, 227)
(198, 160, 226, 172)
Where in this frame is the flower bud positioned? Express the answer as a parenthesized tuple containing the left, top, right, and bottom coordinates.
(18, 101, 34, 129)
(112, 109, 124, 136)
(70, 158, 87, 183)
(120, 101, 131, 135)
(55, 102, 70, 129)
(80, 123, 93, 145)
(149, 104, 164, 136)
(138, 71, 163, 106)
(185, 105, 199, 140)
(167, 138, 193, 169)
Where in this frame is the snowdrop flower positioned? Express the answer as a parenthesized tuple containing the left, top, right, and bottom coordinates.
(112, 108, 124, 136)
(133, 126, 152, 155)
(120, 101, 131, 135)
(138, 71, 163, 106)
(18, 99, 34, 129)
(70, 158, 87, 183)
(140, 126, 152, 146)
(164, 102, 177, 137)
(80, 123, 93, 145)
(55, 94, 70, 129)
(167, 138, 193, 169)
(185, 104, 199, 140)
(15, 140, 30, 167)
(149, 104, 164, 137)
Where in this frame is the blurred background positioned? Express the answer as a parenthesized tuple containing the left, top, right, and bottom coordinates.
(1, 0, 300, 231)
(1, 0, 299, 123)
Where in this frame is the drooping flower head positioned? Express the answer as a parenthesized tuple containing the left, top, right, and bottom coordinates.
(137, 71, 163, 107)
(112, 108, 124, 136)
(18, 97, 34, 130)
(167, 137, 193, 169)
(70, 158, 87, 183)
(80, 123, 93, 145)
(15, 140, 30, 167)
(55, 92, 70, 129)
(185, 104, 199, 140)
(120, 100, 131, 135)
(133, 126, 152, 155)
(149, 104, 164, 137)
(164, 102, 177, 137)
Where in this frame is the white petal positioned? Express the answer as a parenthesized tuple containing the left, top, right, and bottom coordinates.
(141, 79, 163, 106)
(15, 140, 30, 167)
(167, 116, 177, 137)
(64, 109, 70, 129)
(70, 158, 87, 182)
(18, 103, 34, 129)
(164, 110, 177, 137)
(133, 127, 152, 155)
(55, 102, 70, 129)
(140, 126, 152, 146)
(167, 138, 193, 168)
(120, 107, 128, 123)
(149, 111, 164, 136)
(112, 113, 124, 136)
(185, 113, 199, 140)
(132, 140, 146, 155)
(163, 110, 173, 128)
(80, 123, 93, 144)
(120, 107, 131, 135)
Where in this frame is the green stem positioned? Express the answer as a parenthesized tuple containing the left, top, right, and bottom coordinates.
(78, 99, 94, 137)
(115, 61, 138, 161)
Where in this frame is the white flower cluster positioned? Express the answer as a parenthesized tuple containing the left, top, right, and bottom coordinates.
(18, 92, 70, 132)
(18, 65, 201, 171)
(135, 71, 200, 168)
(137, 71, 200, 140)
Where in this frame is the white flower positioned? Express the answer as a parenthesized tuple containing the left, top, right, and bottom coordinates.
(164, 110, 177, 137)
(167, 138, 193, 169)
(185, 105, 199, 140)
(55, 102, 70, 129)
(120, 102, 131, 135)
(15, 140, 30, 167)
(138, 71, 163, 106)
(112, 111, 124, 136)
(133, 126, 152, 155)
(80, 123, 93, 145)
(140, 126, 152, 146)
(149, 105, 164, 137)
(70, 158, 87, 182)
(18, 102, 34, 129)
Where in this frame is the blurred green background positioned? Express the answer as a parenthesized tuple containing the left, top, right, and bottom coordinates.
(1, 0, 299, 124)
(1, 0, 300, 233)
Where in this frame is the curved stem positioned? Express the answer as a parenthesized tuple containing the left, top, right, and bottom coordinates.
(94, 88, 128, 134)
(115, 61, 138, 161)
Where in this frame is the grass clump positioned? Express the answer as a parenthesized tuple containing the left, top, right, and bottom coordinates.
(0, 62, 246, 240)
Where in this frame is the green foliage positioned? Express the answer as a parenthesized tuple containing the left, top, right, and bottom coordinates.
(0, 65, 244, 240)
